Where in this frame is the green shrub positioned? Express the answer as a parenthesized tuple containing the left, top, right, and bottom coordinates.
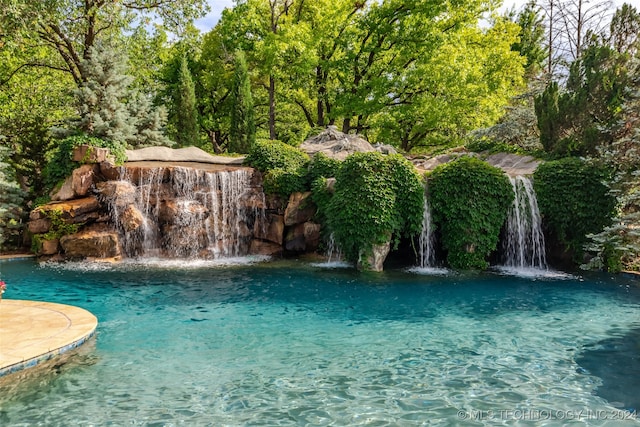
(327, 152, 423, 266)
(245, 139, 310, 197)
(31, 209, 81, 254)
(311, 177, 333, 224)
(44, 134, 126, 190)
(428, 156, 513, 269)
(308, 152, 341, 182)
(534, 157, 616, 256)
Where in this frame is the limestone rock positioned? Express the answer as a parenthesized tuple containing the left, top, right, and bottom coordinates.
(28, 218, 51, 234)
(32, 197, 101, 222)
(357, 241, 391, 272)
(249, 239, 283, 256)
(412, 152, 541, 176)
(125, 146, 245, 165)
(72, 164, 97, 197)
(284, 192, 316, 226)
(72, 144, 110, 163)
(285, 221, 321, 252)
(50, 177, 75, 201)
(254, 214, 284, 245)
(121, 205, 145, 232)
(99, 162, 123, 181)
(96, 181, 136, 208)
(60, 225, 121, 259)
(40, 239, 60, 255)
(300, 126, 375, 160)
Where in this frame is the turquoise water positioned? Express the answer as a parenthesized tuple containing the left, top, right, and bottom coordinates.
(0, 259, 639, 426)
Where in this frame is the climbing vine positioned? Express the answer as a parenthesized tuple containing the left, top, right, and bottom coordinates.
(428, 156, 513, 269)
(326, 152, 423, 266)
(245, 139, 310, 197)
(43, 134, 126, 191)
(534, 157, 616, 257)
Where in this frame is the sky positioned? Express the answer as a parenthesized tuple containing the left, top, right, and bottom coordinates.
(194, 0, 640, 33)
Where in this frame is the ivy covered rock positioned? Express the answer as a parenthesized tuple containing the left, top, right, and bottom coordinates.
(534, 157, 616, 260)
(428, 156, 513, 269)
(326, 152, 423, 271)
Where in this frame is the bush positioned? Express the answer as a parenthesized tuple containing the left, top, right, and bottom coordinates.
(428, 156, 513, 269)
(327, 152, 423, 265)
(245, 139, 310, 197)
(43, 134, 126, 190)
(308, 152, 341, 182)
(534, 157, 616, 256)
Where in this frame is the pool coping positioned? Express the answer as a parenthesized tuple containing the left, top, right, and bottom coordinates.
(0, 299, 97, 378)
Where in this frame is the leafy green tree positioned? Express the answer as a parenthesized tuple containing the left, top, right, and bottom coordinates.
(173, 55, 199, 147)
(0, 0, 208, 86)
(229, 50, 256, 154)
(509, 1, 547, 77)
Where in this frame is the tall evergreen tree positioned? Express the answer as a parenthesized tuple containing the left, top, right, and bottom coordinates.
(174, 55, 199, 147)
(0, 143, 25, 250)
(70, 44, 171, 147)
(229, 50, 255, 154)
(510, 1, 547, 77)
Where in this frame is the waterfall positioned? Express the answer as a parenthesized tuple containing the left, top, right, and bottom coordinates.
(105, 166, 262, 259)
(503, 175, 547, 269)
(419, 197, 435, 268)
(325, 232, 343, 263)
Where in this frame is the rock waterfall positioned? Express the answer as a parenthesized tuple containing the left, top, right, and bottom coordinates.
(100, 165, 264, 259)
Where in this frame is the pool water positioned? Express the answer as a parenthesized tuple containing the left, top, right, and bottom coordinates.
(0, 259, 639, 426)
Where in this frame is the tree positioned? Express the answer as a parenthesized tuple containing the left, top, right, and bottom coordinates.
(0, 0, 208, 87)
(585, 57, 640, 271)
(229, 50, 256, 154)
(609, 3, 640, 55)
(0, 143, 25, 250)
(509, 1, 547, 77)
(173, 55, 199, 147)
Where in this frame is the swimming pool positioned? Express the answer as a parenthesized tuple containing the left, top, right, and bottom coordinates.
(0, 259, 638, 425)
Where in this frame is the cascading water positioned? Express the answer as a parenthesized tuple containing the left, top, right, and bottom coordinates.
(105, 166, 262, 259)
(502, 175, 547, 269)
(325, 232, 343, 263)
(419, 197, 436, 268)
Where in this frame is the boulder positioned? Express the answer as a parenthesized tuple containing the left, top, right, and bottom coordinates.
(51, 164, 98, 201)
(60, 225, 122, 259)
(71, 164, 97, 197)
(31, 197, 101, 222)
(96, 181, 136, 208)
(412, 152, 541, 176)
(300, 126, 375, 160)
(40, 239, 60, 255)
(254, 214, 284, 245)
(72, 144, 110, 163)
(285, 221, 321, 252)
(159, 199, 209, 224)
(120, 205, 145, 232)
(357, 241, 391, 272)
(99, 162, 123, 181)
(28, 218, 51, 234)
(284, 192, 316, 226)
(249, 239, 283, 256)
(50, 177, 75, 201)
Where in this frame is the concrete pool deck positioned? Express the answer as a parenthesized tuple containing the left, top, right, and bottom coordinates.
(0, 299, 97, 378)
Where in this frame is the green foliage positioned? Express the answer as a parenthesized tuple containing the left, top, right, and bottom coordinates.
(174, 55, 200, 147)
(534, 157, 616, 256)
(308, 152, 341, 182)
(311, 177, 333, 224)
(428, 156, 513, 269)
(229, 50, 256, 154)
(31, 208, 81, 254)
(326, 152, 423, 265)
(0, 144, 25, 250)
(509, 1, 547, 77)
(44, 134, 126, 190)
(245, 139, 310, 197)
